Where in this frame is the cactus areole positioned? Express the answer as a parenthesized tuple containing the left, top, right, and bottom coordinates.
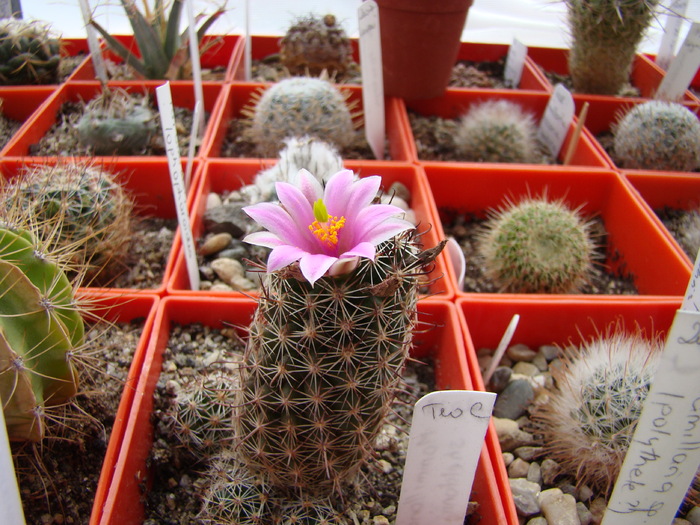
(238, 168, 443, 494)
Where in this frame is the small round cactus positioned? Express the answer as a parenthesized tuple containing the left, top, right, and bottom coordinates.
(76, 87, 157, 156)
(613, 101, 700, 172)
(246, 77, 355, 157)
(477, 196, 596, 293)
(455, 99, 539, 164)
(0, 18, 62, 85)
(279, 14, 354, 78)
(536, 332, 661, 494)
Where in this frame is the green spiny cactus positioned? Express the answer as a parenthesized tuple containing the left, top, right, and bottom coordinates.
(455, 99, 539, 164)
(76, 87, 157, 156)
(0, 161, 134, 276)
(280, 14, 354, 78)
(477, 196, 596, 293)
(235, 232, 425, 495)
(613, 101, 700, 171)
(566, 0, 659, 95)
(246, 77, 356, 157)
(0, 225, 83, 442)
(0, 18, 62, 85)
(536, 332, 661, 494)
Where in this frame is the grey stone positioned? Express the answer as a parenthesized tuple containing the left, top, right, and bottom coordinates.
(507, 343, 538, 362)
(576, 502, 593, 525)
(502, 452, 515, 466)
(526, 518, 548, 525)
(526, 461, 542, 485)
(588, 498, 607, 524)
(204, 202, 250, 237)
(494, 379, 535, 419)
(388, 181, 411, 203)
(512, 361, 540, 377)
(539, 489, 580, 525)
(508, 457, 531, 478)
(538, 344, 560, 361)
(509, 478, 541, 517)
(493, 417, 535, 451)
(199, 232, 232, 256)
(673, 519, 692, 525)
(515, 446, 544, 461)
(489, 366, 512, 392)
(687, 507, 700, 525)
(211, 257, 246, 285)
(541, 458, 562, 485)
(532, 353, 549, 372)
(575, 484, 593, 502)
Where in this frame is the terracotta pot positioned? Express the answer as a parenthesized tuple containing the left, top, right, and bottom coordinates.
(101, 297, 507, 524)
(376, 0, 473, 100)
(168, 158, 454, 299)
(423, 164, 691, 299)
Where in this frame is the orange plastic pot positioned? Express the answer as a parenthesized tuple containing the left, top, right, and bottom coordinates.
(101, 296, 507, 524)
(456, 296, 681, 524)
(623, 171, 700, 267)
(0, 157, 201, 295)
(4, 81, 225, 159)
(68, 34, 243, 83)
(0, 86, 55, 155)
(401, 89, 610, 167)
(424, 164, 691, 299)
(168, 158, 454, 299)
(203, 82, 412, 161)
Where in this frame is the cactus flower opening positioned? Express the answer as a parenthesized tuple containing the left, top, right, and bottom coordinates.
(243, 168, 412, 285)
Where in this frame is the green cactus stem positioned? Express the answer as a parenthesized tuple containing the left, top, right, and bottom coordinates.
(0, 18, 62, 85)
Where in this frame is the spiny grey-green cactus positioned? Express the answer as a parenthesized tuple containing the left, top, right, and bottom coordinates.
(613, 100, 700, 171)
(76, 87, 157, 156)
(455, 99, 539, 164)
(1, 161, 134, 276)
(280, 14, 354, 78)
(477, 196, 596, 293)
(536, 332, 661, 494)
(0, 225, 83, 442)
(566, 0, 659, 95)
(245, 77, 356, 157)
(0, 18, 62, 85)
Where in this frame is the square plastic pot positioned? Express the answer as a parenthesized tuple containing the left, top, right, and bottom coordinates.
(101, 296, 508, 524)
(0, 86, 55, 155)
(0, 157, 201, 295)
(455, 296, 681, 523)
(623, 171, 700, 267)
(3, 81, 225, 159)
(202, 82, 413, 161)
(424, 164, 691, 299)
(68, 34, 242, 83)
(168, 159, 455, 299)
(400, 89, 610, 167)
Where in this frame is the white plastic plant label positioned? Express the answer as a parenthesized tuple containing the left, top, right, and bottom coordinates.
(656, 0, 689, 71)
(156, 82, 200, 291)
(536, 83, 574, 159)
(656, 22, 700, 102)
(395, 390, 496, 525)
(602, 250, 700, 525)
(78, 0, 107, 83)
(504, 38, 527, 88)
(0, 408, 26, 525)
(358, 0, 385, 160)
(185, 0, 204, 136)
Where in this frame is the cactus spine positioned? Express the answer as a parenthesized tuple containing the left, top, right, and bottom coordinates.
(613, 101, 700, 172)
(477, 196, 596, 293)
(0, 18, 62, 85)
(566, 0, 659, 95)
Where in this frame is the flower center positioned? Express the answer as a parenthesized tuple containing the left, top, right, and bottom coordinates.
(309, 198, 346, 247)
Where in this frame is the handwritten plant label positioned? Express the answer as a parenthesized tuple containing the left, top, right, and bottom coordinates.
(78, 0, 108, 83)
(0, 408, 25, 525)
(504, 38, 527, 88)
(656, 0, 689, 71)
(536, 83, 574, 159)
(656, 22, 700, 102)
(358, 0, 385, 160)
(155, 83, 200, 291)
(602, 250, 700, 524)
(396, 390, 496, 525)
(185, 0, 205, 135)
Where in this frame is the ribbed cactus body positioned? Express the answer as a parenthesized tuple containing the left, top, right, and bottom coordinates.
(236, 233, 421, 494)
(0, 226, 83, 441)
(0, 19, 62, 85)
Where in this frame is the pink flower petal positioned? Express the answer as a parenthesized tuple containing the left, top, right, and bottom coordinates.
(243, 231, 284, 249)
(276, 181, 315, 235)
(294, 168, 324, 205)
(323, 169, 355, 215)
(267, 245, 307, 272)
(361, 218, 414, 245)
(341, 175, 381, 221)
(340, 241, 376, 260)
(299, 253, 338, 286)
(244, 203, 315, 251)
(349, 204, 408, 243)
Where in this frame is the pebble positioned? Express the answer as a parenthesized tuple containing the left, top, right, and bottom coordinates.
(512, 361, 540, 377)
(673, 519, 692, 525)
(388, 181, 411, 203)
(489, 366, 512, 392)
(199, 232, 232, 256)
(576, 501, 593, 525)
(507, 343, 538, 362)
(539, 489, 580, 524)
(206, 192, 222, 210)
(540, 458, 562, 485)
(526, 461, 542, 485)
(688, 507, 700, 525)
(508, 457, 530, 478)
(575, 484, 593, 502)
(377, 459, 393, 474)
(539, 344, 560, 361)
(502, 452, 515, 466)
(514, 446, 544, 461)
(493, 417, 535, 451)
(588, 497, 607, 523)
(373, 517, 390, 525)
(493, 379, 535, 419)
(203, 202, 250, 237)
(527, 518, 548, 525)
(211, 257, 246, 286)
(532, 352, 549, 372)
(509, 478, 541, 516)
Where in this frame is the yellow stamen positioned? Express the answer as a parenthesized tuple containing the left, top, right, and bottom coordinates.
(309, 198, 346, 246)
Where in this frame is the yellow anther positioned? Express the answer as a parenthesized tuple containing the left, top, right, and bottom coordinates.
(309, 215, 346, 246)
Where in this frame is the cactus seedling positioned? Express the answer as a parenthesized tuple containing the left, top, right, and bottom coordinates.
(565, 0, 659, 95)
(477, 195, 596, 293)
(613, 101, 700, 172)
(0, 18, 62, 85)
(280, 14, 355, 78)
(245, 76, 357, 157)
(455, 99, 539, 164)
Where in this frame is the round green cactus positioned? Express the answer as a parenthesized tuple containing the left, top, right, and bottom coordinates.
(455, 99, 538, 164)
(0, 18, 62, 85)
(76, 88, 157, 156)
(280, 14, 354, 78)
(613, 101, 700, 171)
(477, 196, 596, 293)
(246, 77, 355, 157)
(537, 332, 661, 494)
